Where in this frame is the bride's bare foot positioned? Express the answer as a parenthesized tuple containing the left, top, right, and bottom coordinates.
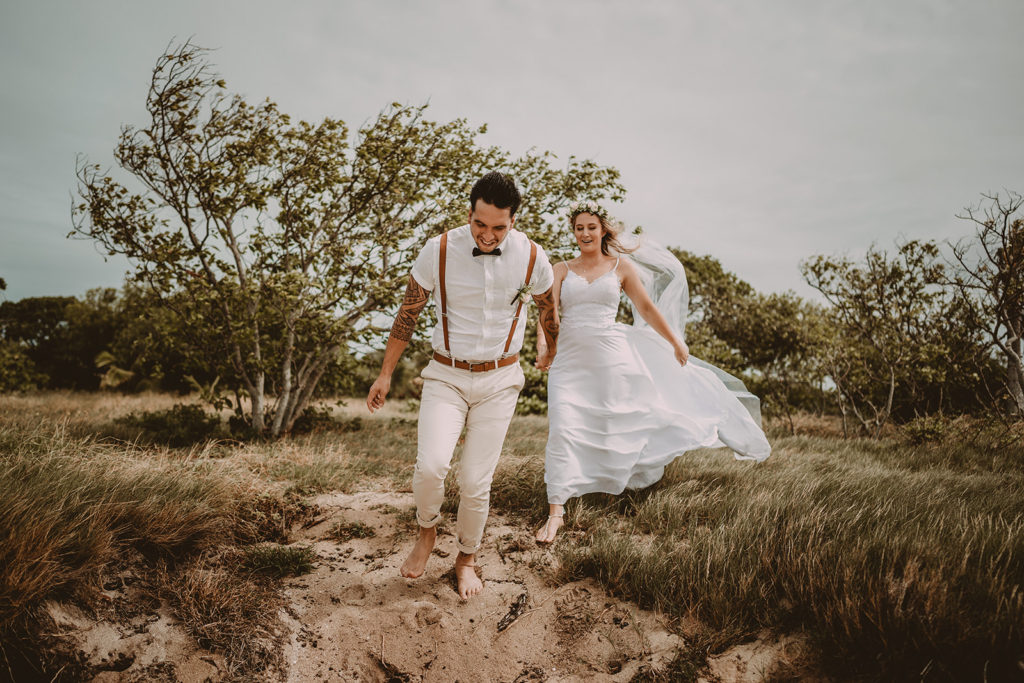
(536, 504, 565, 543)
(535, 515, 564, 543)
(400, 526, 436, 578)
(454, 553, 483, 600)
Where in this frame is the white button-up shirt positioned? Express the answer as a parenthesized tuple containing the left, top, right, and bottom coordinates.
(411, 224, 554, 361)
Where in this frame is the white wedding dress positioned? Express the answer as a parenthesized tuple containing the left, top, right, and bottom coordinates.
(544, 258, 772, 505)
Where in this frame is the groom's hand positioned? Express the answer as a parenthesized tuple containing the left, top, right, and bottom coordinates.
(366, 374, 391, 413)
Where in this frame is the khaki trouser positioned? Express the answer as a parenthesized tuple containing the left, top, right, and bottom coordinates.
(413, 359, 524, 555)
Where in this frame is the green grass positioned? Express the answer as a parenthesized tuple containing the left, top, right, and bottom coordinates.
(242, 544, 316, 578)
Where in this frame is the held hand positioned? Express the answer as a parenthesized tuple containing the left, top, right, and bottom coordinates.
(535, 349, 555, 372)
(366, 375, 391, 413)
(674, 342, 689, 367)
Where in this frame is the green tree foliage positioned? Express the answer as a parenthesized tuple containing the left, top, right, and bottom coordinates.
(72, 41, 623, 437)
(0, 340, 45, 392)
(672, 250, 830, 424)
(0, 290, 119, 390)
(801, 240, 987, 435)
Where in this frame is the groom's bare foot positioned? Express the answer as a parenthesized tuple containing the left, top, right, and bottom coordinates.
(400, 526, 437, 578)
(535, 515, 564, 543)
(454, 552, 482, 600)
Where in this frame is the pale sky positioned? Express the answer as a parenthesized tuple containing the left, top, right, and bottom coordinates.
(1, 0, 1022, 302)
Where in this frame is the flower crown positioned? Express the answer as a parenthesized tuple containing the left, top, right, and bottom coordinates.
(568, 199, 609, 222)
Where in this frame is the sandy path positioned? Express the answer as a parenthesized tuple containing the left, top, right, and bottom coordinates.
(279, 491, 683, 682)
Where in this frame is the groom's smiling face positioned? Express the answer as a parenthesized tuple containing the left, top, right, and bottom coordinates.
(468, 200, 514, 253)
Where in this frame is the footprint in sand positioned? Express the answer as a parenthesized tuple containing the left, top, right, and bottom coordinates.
(412, 601, 444, 628)
(338, 583, 369, 606)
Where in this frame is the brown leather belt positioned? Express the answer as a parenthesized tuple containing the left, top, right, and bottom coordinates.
(432, 351, 519, 372)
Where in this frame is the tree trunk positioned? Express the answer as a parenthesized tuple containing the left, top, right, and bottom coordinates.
(1007, 335, 1024, 415)
(251, 372, 266, 433)
(270, 327, 296, 437)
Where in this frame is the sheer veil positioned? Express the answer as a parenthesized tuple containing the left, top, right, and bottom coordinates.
(618, 233, 765, 426)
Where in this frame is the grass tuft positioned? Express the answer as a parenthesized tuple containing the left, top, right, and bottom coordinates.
(327, 520, 376, 541)
(242, 544, 316, 578)
(157, 557, 283, 676)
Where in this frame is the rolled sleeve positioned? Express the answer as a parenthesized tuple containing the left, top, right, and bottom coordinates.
(530, 246, 555, 294)
(410, 238, 436, 291)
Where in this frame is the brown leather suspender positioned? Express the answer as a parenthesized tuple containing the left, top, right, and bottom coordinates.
(439, 232, 451, 354)
(503, 241, 538, 354)
(437, 233, 537, 359)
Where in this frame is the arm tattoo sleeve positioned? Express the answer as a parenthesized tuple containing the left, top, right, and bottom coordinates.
(391, 278, 430, 342)
(533, 287, 559, 347)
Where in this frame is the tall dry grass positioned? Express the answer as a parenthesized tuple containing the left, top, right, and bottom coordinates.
(5, 392, 1022, 680)
(0, 424, 241, 631)
(0, 393, 332, 679)
(529, 423, 1024, 681)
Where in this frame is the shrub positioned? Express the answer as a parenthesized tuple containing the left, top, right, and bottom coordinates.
(290, 405, 336, 434)
(290, 405, 363, 435)
(516, 394, 548, 415)
(116, 403, 223, 446)
(0, 340, 46, 392)
(899, 413, 951, 445)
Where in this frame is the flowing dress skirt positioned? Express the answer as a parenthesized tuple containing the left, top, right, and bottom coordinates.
(544, 322, 771, 505)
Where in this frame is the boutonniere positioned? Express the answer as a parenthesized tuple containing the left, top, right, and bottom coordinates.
(510, 282, 534, 306)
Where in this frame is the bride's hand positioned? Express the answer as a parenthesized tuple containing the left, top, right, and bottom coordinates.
(674, 342, 689, 367)
(535, 350, 554, 371)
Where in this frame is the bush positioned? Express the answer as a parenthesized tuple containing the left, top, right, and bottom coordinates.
(516, 394, 548, 415)
(899, 414, 951, 445)
(116, 403, 223, 446)
(0, 340, 46, 392)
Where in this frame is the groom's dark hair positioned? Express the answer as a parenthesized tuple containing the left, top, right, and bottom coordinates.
(470, 171, 521, 217)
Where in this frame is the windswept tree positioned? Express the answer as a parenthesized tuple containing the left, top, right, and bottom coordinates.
(801, 240, 950, 436)
(948, 191, 1024, 415)
(73, 41, 623, 436)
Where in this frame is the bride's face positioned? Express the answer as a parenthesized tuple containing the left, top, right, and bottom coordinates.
(573, 214, 605, 254)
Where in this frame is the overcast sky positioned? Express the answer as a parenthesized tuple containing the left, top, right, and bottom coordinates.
(1, 0, 1022, 302)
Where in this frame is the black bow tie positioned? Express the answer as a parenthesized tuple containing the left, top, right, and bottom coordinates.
(472, 247, 501, 257)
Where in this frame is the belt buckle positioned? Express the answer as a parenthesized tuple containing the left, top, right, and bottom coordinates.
(469, 360, 494, 372)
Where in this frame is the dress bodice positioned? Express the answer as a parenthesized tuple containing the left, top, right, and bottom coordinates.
(560, 260, 621, 329)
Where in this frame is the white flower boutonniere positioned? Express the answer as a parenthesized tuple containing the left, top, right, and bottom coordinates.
(510, 282, 534, 306)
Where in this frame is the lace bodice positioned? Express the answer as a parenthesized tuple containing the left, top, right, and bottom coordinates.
(560, 260, 621, 329)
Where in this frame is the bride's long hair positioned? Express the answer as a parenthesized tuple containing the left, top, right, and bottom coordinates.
(569, 205, 638, 256)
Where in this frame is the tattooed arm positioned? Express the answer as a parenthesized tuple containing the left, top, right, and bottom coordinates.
(533, 282, 560, 371)
(536, 262, 569, 370)
(367, 276, 431, 412)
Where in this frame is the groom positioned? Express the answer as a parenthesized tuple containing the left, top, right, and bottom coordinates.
(366, 171, 558, 599)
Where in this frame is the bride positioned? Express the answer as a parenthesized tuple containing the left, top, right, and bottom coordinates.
(535, 201, 772, 542)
